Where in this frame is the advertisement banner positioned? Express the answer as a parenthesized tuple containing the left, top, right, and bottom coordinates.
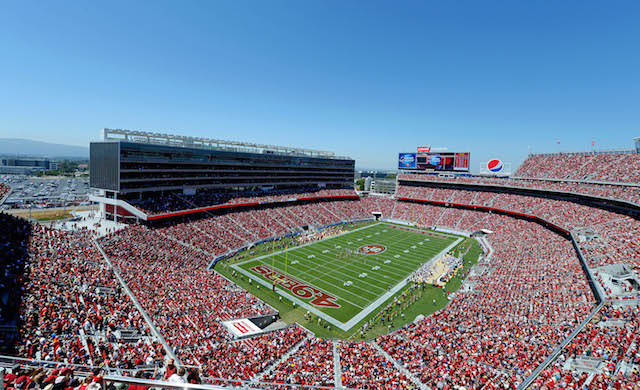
(454, 153, 470, 171)
(487, 159, 504, 173)
(415, 152, 470, 172)
(222, 318, 263, 338)
(417, 146, 431, 153)
(398, 153, 417, 169)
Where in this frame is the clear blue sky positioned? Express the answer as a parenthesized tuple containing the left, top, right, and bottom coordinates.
(1, 1, 639, 170)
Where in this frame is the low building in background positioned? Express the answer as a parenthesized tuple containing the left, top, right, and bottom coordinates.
(371, 178, 396, 194)
(0, 158, 58, 174)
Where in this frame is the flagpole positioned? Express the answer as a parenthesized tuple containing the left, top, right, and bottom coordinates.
(284, 246, 288, 282)
(271, 240, 276, 281)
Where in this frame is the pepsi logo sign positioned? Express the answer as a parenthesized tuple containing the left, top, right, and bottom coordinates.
(358, 244, 387, 255)
(487, 159, 504, 173)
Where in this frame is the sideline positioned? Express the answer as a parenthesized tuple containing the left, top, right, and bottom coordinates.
(231, 229, 462, 332)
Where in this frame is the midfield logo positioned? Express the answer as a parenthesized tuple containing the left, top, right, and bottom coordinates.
(358, 244, 387, 255)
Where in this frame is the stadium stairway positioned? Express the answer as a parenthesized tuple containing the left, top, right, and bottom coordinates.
(332, 341, 342, 389)
(77, 328, 94, 366)
(250, 333, 313, 384)
(248, 212, 277, 236)
(189, 223, 231, 251)
(92, 238, 181, 365)
(212, 217, 249, 244)
(226, 214, 259, 240)
(371, 342, 429, 390)
(273, 207, 299, 229)
(156, 229, 217, 257)
(584, 154, 625, 181)
(319, 203, 344, 221)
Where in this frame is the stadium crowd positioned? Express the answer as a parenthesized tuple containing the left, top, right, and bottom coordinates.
(98, 225, 277, 373)
(127, 187, 357, 215)
(338, 341, 413, 390)
(15, 225, 165, 368)
(0, 212, 31, 354)
(7, 172, 640, 389)
(378, 214, 595, 389)
(398, 170, 640, 205)
(514, 152, 640, 183)
(152, 199, 372, 256)
(261, 337, 334, 388)
(530, 304, 640, 390)
(200, 326, 307, 383)
(395, 184, 640, 272)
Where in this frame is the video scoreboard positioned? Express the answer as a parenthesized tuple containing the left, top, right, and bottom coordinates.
(398, 149, 470, 172)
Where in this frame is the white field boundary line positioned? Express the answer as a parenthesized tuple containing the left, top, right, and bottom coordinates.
(259, 260, 372, 308)
(232, 235, 463, 332)
(234, 223, 459, 320)
(288, 245, 394, 286)
(340, 236, 462, 330)
(300, 235, 451, 287)
(265, 232, 451, 305)
(382, 222, 462, 239)
(298, 227, 442, 277)
(233, 222, 383, 267)
(256, 225, 448, 299)
(262, 229, 451, 305)
(235, 258, 369, 310)
(231, 262, 359, 330)
(255, 230, 401, 301)
(292, 246, 404, 290)
(318, 226, 458, 278)
(257, 223, 453, 282)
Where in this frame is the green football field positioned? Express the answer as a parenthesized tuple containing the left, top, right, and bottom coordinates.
(231, 222, 461, 331)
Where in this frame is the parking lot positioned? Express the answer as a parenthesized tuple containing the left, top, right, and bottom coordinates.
(1, 175, 95, 209)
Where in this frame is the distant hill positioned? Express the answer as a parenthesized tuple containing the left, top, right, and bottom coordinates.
(0, 138, 88, 159)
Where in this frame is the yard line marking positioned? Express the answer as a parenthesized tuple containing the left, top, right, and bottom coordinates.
(267, 254, 381, 302)
(285, 250, 389, 295)
(234, 222, 384, 267)
(228, 221, 462, 331)
(230, 264, 363, 330)
(293, 245, 412, 281)
(268, 248, 391, 296)
(340, 234, 463, 330)
(239, 262, 367, 310)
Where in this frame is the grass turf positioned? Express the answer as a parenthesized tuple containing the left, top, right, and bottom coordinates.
(216, 224, 482, 339)
(229, 222, 460, 328)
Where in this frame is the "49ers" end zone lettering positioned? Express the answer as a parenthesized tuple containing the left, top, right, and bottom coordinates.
(251, 264, 341, 309)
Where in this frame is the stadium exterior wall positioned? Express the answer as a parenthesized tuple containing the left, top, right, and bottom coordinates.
(90, 139, 355, 195)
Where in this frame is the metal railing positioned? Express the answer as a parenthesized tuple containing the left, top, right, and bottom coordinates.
(0, 355, 363, 390)
(103, 128, 352, 160)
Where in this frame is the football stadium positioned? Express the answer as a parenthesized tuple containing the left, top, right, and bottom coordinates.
(2, 126, 640, 390)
